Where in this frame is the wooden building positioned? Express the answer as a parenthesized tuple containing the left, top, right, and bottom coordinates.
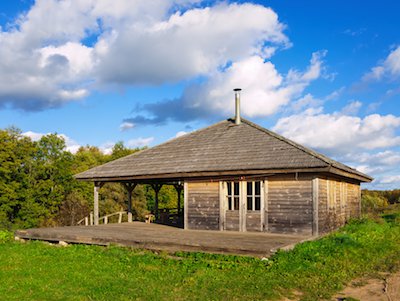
(75, 90, 372, 236)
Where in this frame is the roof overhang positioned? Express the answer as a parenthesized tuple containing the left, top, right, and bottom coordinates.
(75, 166, 373, 183)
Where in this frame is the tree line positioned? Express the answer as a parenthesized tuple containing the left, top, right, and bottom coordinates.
(0, 128, 179, 230)
(361, 189, 400, 213)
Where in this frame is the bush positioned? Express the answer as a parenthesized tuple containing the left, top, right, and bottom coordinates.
(0, 231, 13, 243)
(362, 192, 388, 214)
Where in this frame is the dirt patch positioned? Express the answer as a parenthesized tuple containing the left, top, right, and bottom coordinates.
(279, 271, 400, 301)
(334, 271, 400, 301)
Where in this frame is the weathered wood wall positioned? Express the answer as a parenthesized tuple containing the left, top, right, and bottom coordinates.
(267, 175, 313, 235)
(246, 212, 262, 232)
(318, 178, 361, 234)
(225, 211, 239, 231)
(187, 181, 220, 230)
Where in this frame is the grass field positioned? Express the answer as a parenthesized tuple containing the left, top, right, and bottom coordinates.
(1, 214, 399, 301)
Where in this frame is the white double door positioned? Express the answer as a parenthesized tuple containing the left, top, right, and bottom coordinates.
(219, 180, 266, 232)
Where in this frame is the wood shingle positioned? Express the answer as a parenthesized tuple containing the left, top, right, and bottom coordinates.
(75, 118, 372, 182)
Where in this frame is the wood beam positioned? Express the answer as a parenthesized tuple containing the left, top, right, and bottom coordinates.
(122, 183, 137, 223)
(93, 181, 104, 226)
(151, 183, 163, 220)
(173, 183, 183, 216)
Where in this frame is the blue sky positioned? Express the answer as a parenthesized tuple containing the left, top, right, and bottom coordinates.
(0, 0, 400, 189)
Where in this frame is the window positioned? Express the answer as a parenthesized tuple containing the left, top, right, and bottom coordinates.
(226, 181, 262, 211)
(226, 182, 239, 210)
(247, 181, 261, 211)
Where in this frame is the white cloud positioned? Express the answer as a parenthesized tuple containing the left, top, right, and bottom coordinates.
(119, 122, 135, 131)
(175, 131, 188, 138)
(273, 110, 400, 155)
(290, 93, 322, 112)
(96, 3, 289, 85)
(99, 141, 115, 155)
(341, 100, 362, 115)
(363, 46, 400, 81)
(127, 137, 154, 148)
(0, 1, 289, 110)
(380, 175, 400, 184)
(179, 51, 325, 118)
(22, 131, 81, 153)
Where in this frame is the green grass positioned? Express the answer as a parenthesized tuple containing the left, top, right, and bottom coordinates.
(1, 216, 400, 301)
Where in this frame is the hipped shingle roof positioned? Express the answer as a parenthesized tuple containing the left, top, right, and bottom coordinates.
(75, 118, 372, 182)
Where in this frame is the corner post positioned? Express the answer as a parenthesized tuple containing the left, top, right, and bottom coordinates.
(312, 178, 319, 236)
(184, 182, 188, 229)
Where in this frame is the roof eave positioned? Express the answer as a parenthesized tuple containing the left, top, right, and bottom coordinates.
(74, 166, 334, 183)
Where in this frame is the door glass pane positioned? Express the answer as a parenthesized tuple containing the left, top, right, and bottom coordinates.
(227, 182, 232, 195)
(255, 196, 261, 210)
(255, 181, 261, 195)
(247, 182, 252, 196)
(234, 197, 239, 210)
(234, 182, 239, 196)
(228, 196, 232, 210)
(247, 196, 252, 210)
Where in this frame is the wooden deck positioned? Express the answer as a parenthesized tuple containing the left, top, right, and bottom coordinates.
(15, 222, 310, 257)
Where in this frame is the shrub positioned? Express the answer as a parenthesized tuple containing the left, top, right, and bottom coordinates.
(0, 231, 13, 243)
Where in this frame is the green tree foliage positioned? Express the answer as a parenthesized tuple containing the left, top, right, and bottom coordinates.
(0, 129, 159, 229)
(361, 190, 389, 214)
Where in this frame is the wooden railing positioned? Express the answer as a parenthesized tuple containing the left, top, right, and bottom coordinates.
(77, 208, 182, 226)
(77, 211, 127, 226)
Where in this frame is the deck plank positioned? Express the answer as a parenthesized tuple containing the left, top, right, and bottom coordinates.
(15, 222, 310, 257)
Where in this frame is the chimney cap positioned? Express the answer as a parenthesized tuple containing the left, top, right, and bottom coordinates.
(233, 88, 242, 92)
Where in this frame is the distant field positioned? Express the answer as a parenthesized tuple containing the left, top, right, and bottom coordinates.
(0, 213, 399, 301)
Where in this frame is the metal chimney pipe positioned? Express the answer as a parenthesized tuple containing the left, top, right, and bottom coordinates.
(234, 88, 242, 125)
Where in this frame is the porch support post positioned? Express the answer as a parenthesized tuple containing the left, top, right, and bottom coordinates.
(123, 183, 137, 223)
(184, 182, 188, 230)
(173, 183, 183, 216)
(94, 181, 104, 226)
(151, 183, 163, 221)
(312, 178, 319, 236)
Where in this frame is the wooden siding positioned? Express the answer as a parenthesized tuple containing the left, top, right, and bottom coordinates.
(318, 178, 361, 234)
(267, 175, 313, 235)
(246, 212, 262, 232)
(187, 182, 220, 230)
(225, 211, 240, 231)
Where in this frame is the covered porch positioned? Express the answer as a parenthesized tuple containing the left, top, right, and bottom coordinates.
(91, 180, 184, 227)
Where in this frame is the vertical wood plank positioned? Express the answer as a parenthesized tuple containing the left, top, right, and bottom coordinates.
(312, 178, 319, 236)
(260, 179, 266, 232)
(240, 181, 246, 232)
(184, 181, 188, 230)
(219, 181, 225, 231)
(94, 185, 99, 226)
(358, 185, 362, 218)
